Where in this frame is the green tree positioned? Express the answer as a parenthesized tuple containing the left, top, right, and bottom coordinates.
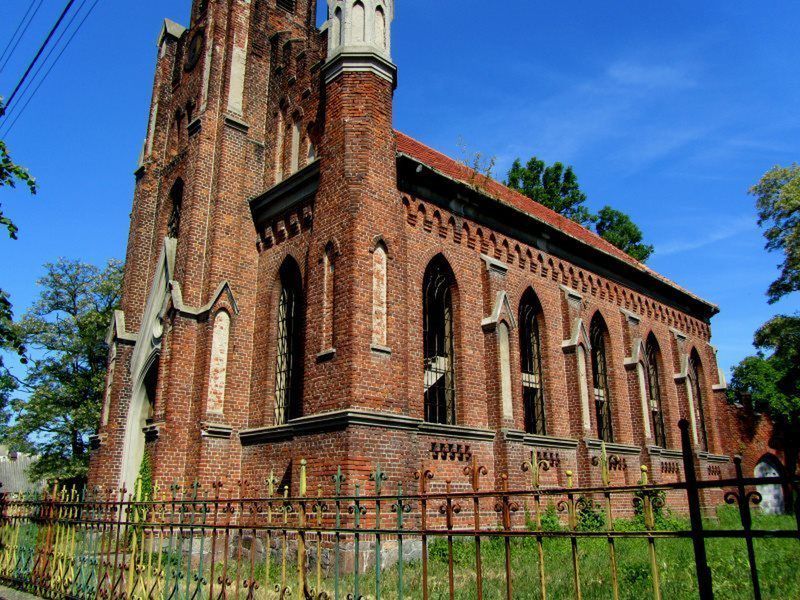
(2, 259, 123, 482)
(507, 157, 593, 226)
(506, 157, 655, 261)
(749, 164, 800, 304)
(592, 206, 655, 262)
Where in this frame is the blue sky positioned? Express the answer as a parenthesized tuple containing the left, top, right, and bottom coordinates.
(1, 0, 798, 377)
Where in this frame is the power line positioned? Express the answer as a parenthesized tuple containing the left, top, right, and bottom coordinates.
(2, 0, 90, 123)
(1, 0, 101, 138)
(0, 0, 45, 75)
(1, 0, 78, 117)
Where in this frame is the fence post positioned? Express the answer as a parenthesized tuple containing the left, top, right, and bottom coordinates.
(679, 418, 713, 600)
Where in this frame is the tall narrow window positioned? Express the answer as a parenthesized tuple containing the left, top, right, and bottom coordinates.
(687, 353, 708, 451)
(167, 179, 184, 239)
(372, 242, 388, 347)
(590, 314, 614, 442)
(423, 257, 456, 425)
(207, 311, 230, 414)
(646, 336, 666, 447)
(275, 112, 285, 183)
(274, 259, 303, 425)
(520, 291, 546, 435)
(290, 121, 301, 174)
(321, 245, 335, 351)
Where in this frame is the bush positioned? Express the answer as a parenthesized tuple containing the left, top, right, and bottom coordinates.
(577, 497, 606, 531)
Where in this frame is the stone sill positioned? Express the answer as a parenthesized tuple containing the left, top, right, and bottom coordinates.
(370, 344, 391, 357)
(316, 348, 336, 362)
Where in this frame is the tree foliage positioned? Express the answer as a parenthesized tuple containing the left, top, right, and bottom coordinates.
(1, 100, 37, 241)
(1, 259, 123, 482)
(730, 165, 800, 470)
(0, 107, 36, 445)
(592, 206, 655, 262)
(507, 157, 593, 226)
(506, 157, 654, 262)
(749, 164, 800, 304)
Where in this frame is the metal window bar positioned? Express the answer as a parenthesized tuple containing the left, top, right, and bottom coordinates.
(274, 281, 298, 426)
(1, 425, 799, 600)
(646, 343, 667, 448)
(423, 263, 455, 425)
(520, 304, 546, 435)
(591, 322, 614, 442)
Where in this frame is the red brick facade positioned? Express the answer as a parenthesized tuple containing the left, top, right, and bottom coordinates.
(89, 0, 744, 499)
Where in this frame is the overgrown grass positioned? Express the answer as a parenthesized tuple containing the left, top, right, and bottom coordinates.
(330, 507, 799, 599)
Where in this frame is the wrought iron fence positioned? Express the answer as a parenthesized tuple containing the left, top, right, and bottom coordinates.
(1, 420, 798, 600)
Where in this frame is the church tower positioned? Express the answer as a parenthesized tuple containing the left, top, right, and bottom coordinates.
(90, 0, 410, 494)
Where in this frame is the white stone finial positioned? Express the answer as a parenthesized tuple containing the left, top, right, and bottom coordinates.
(327, 0, 393, 60)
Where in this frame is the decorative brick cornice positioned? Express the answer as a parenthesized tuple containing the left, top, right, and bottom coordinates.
(647, 445, 684, 459)
(503, 429, 580, 450)
(584, 438, 642, 456)
(322, 51, 397, 87)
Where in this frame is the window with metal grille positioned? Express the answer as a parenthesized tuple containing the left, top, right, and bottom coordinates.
(423, 258, 456, 425)
(590, 315, 614, 442)
(274, 260, 303, 425)
(646, 338, 666, 448)
(688, 354, 708, 451)
(520, 295, 546, 435)
(277, 0, 295, 12)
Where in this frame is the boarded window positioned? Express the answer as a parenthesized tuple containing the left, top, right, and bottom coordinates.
(372, 242, 388, 347)
(207, 311, 230, 414)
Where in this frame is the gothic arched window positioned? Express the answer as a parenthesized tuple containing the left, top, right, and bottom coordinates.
(520, 290, 546, 435)
(688, 352, 708, 451)
(646, 335, 666, 447)
(423, 256, 456, 425)
(590, 313, 614, 442)
(274, 259, 303, 425)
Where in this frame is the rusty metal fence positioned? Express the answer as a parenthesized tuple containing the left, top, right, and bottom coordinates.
(1, 420, 798, 600)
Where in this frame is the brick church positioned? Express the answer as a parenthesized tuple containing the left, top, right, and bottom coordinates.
(89, 0, 736, 496)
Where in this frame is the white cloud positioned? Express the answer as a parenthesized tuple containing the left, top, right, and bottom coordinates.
(657, 215, 754, 256)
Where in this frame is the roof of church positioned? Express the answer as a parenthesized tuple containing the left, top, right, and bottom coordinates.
(395, 130, 717, 314)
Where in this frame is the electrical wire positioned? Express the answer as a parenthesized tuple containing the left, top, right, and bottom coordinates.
(2, 0, 78, 116)
(0, 0, 45, 75)
(2, 0, 90, 123)
(1, 0, 101, 138)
